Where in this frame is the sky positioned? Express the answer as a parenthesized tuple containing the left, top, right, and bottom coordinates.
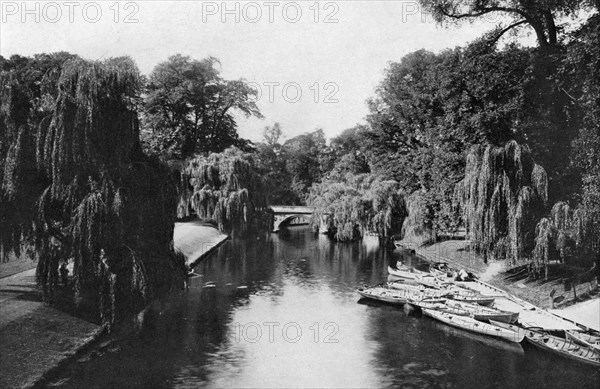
(0, 0, 527, 143)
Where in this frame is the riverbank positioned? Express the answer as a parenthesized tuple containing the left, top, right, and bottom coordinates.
(173, 220, 229, 268)
(396, 238, 600, 331)
(0, 222, 228, 389)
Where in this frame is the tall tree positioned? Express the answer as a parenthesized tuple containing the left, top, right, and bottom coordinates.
(142, 55, 262, 159)
(282, 129, 327, 201)
(262, 122, 283, 146)
(420, 0, 591, 48)
(255, 123, 301, 205)
(321, 125, 372, 176)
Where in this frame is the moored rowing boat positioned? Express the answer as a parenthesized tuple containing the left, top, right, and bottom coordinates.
(489, 320, 527, 342)
(525, 330, 600, 367)
(387, 266, 428, 281)
(357, 286, 446, 306)
(446, 300, 518, 323)
(422, 309, 523, 343)
(447, 293, 495, 306)
(566, 330, 600, 353)
(408, 299, 471, 317)
(357, 287, 408, 305)
(386, 282, 449, 299)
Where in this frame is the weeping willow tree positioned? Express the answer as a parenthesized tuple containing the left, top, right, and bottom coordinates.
(308, 174, 407, 241)
(401, 191, 437, 247)
(532, 201, 598, 279)
(177, 147, 269, 236)
(1, 57, 185, 327)
(455, 140, 548, 263)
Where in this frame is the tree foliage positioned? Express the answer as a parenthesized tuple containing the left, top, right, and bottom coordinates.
(456, 141, 548, 262)
(282, 129, 328, 201)
(308, 172, 407, 241)
(366, 44, 542, 233)
(534, 14, 600, 277)
(177, 147, 269, 236)
(420, 0, 593, 48)
(1, 55, 185, 327)
(142, 55, 262, 159)
(255, 123, 302, 205)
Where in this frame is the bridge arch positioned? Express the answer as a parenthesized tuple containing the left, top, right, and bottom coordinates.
(273, 214, 311, 232)
(270, 205, 314, 232)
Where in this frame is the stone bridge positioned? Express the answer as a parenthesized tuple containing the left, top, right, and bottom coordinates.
(270, 206, 315, 232)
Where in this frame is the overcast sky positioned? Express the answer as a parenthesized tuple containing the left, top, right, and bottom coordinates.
(0, 1, 527, 142)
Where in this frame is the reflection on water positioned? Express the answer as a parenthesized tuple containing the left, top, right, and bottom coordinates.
(54, 227, 599, 389)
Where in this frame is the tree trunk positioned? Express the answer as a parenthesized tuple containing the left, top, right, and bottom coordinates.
(544, 11, 557, 46)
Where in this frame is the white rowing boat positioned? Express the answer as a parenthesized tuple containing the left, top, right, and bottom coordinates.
(358, 284, 447, 306)
(446, 300, 518, 323)
(489, 320, 527, 342)
(447, 293, 495, 306)
(525, 330, 600, 367)
(387, 266, 428, 281)
(386, 282, 449, 299)
(422, 309, 524, 343)
(566, 330, 600, 353)
(408, 299, 471, 317)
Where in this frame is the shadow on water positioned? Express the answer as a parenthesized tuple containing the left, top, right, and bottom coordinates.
(48, 227, 599, 389)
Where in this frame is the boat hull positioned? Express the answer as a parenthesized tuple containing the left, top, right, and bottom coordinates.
(387, 266, 428, 281)
(525, 331, 600, 367)
(357, 288, 407, 305)
(446, 300, 518, 324)
(448, 294, 495, 306)
(489, 320, 526, 342)
(422, 309, 523, 343)
(566, 330, 600, 353)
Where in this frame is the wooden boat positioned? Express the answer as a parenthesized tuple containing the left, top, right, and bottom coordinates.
(357, 286, 408, 305)
(357, 286, 445, 306)
(489, 320, 527, 342)
(446, 300, 518, 323)
(566, 330, 600, 352)
(386, 282, 449, 299)
(411, 275, 496, 306)
(422, 309, 523, 343)
(413, 273, 454, 289)
(446, 292, 495, 306)
(387, 266, 428, 281)
(525, 330, 600, 367)
(408, 299, 471, 317)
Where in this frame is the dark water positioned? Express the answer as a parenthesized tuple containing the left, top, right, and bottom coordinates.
(52, 227, 599, 388)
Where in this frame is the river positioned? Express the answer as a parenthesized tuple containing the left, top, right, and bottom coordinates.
(50, 227, 598, 388)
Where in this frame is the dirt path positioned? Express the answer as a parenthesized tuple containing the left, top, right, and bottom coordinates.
(551, 298, 600, 332)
